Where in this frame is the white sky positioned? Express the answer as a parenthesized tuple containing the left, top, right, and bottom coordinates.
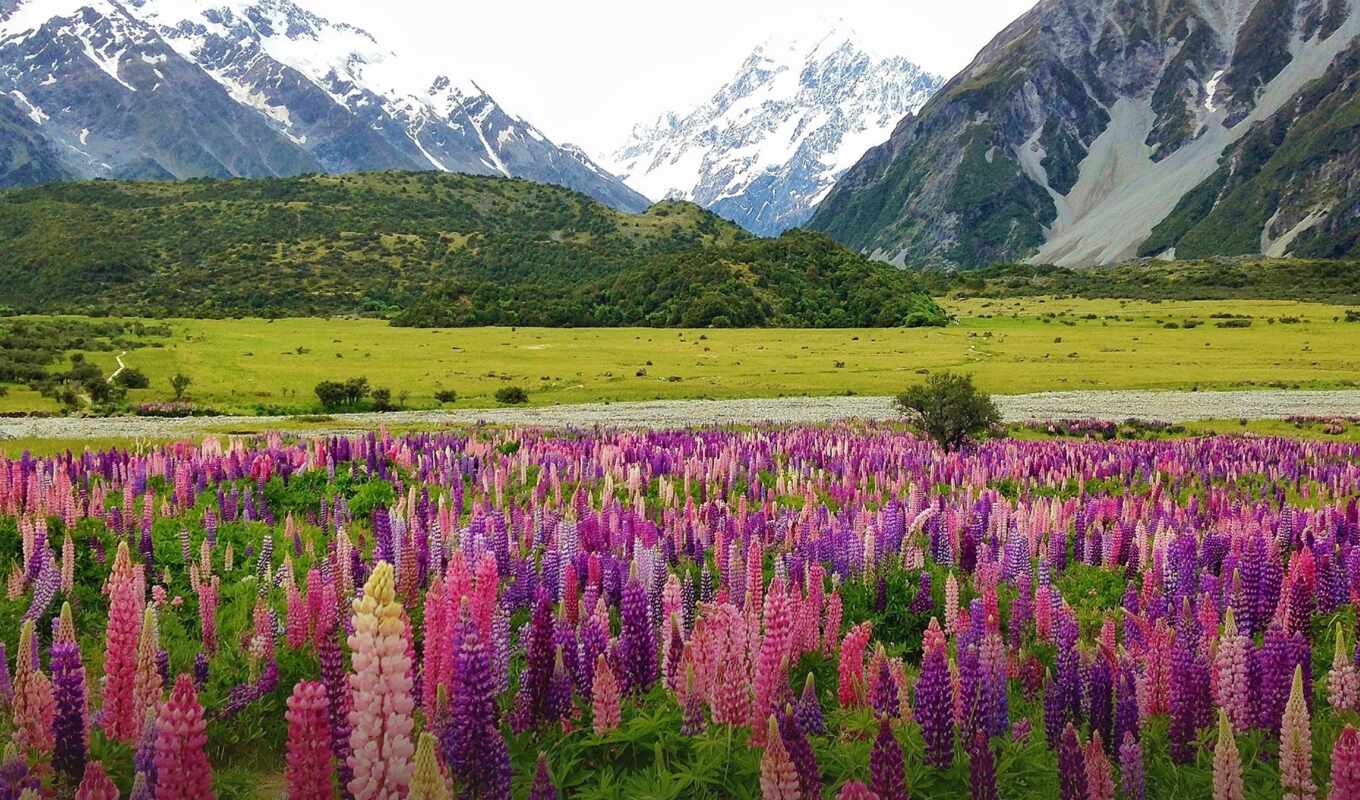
(323, 0, 1039, 158)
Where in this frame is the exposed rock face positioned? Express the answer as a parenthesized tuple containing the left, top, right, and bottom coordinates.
(809, 0, 1360, 265)
(0, 0, 647, 209)
(607, 25, 940, 235)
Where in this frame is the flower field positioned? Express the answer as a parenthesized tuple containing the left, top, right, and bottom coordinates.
(2, 425, 1360, 799)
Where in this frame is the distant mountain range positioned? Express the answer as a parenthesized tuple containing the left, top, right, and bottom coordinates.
(0, 0, 648, 210)
(605, 24, 941, 235)
(809, 0, 1360, 265)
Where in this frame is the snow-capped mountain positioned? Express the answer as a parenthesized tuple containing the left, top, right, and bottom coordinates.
(810, 0, 1360, 265)
(0, 0, 648, 209)
(604, 23, 942, 235)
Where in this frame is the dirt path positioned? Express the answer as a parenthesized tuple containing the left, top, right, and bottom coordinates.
(4, 389, 1360, 441)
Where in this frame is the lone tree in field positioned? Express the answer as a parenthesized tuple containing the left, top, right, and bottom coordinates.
(894, 372, 1000, 450)
(170, 373, 192, 401)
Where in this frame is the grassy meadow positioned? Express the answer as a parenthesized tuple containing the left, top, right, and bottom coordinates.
(3, 296, 1359, 414)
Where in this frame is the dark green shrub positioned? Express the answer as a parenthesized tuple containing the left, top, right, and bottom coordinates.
(495, 386, 529, 405)
(894, 372, 1000, 450)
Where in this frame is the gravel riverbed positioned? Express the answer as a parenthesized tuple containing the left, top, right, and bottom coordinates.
(5, 389, 1360, 441)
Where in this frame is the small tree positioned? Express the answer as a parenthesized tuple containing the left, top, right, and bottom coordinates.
(495, 386, 529, 405)
(893, 372, 1000, 450)
(170, 373, 192, 401)
(314, 380, 348, 411)
(115, 367, 150, 389)
(371, 388, 394, 412)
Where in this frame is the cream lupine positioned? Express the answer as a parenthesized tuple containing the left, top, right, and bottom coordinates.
(408, 732, 444, 800)
(345, 561, 415, 800)
(1213, 710, 1244, 800)
(133, 607, 163, 721)
(1280, 665, 1316, 800)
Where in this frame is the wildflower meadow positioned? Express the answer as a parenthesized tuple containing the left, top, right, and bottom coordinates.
(1, 424, 1359, 798)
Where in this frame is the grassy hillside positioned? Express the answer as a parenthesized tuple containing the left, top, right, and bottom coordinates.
(0, 171, 945, 327)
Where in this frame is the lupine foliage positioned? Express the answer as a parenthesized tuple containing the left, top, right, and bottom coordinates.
(0, 425, 1357, 798)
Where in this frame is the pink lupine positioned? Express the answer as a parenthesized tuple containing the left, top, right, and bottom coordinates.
(591, 653, 621, 735)
(759, 715, 800, 800)
(346, 562, 415, 800)
(1331, 725, 1360, 800)
(1215, 609, 1252, 732)
(1085, 731, 1114, 800)
(133, 607, 163, 723)
(837, 781, 880, 800)
(16, 668, 54, 751)
(153, 674, 213, 800)
(1327, 623, 1359, 713)
(1213, 710, 1243, 800)
(1280, 665, 1316, 800)
(102, 567, 143, 743)
(75, 761, 121, 800)
(285, 680, 334, 799)
(838, 622, 872, 709)
(823, 591, 843, 655)
(286, 581, 308, 650)
(752, 585, 794, 742)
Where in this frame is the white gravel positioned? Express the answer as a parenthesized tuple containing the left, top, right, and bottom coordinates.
(5, 390, 1360, 441)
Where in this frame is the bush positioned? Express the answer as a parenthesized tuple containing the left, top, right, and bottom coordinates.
(494, 386, 529, 405)
(115, 367, 150, 389)
(894, 372, 1000, 450)
(434, 389, 458, 404)
(371, 388, 394, 412)
(170, 372, 192, 401)
(315, 377, 370, 411)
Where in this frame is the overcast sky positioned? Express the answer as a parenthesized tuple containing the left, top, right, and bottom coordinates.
(324, 0, 1038, 157)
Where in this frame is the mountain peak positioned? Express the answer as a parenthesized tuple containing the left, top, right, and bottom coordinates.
(606, 27, 941, 235)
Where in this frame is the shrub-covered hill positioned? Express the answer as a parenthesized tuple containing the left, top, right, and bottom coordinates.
(0, 172, 946, 327)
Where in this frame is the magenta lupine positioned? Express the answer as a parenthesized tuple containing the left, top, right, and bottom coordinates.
(1086, 731, 1114, 800)
(837, 781, 880, 800)
(102, 558, 142, 743)
(153, 674, 213, 800)
(286, 680, 334, 799)
(75, 761, 120, 800)
(529, 753, 560, 800)
(869, 716, 908, 800)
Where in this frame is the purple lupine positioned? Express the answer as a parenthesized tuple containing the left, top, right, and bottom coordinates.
(193, 651, 209, 691)
(970, 729, 998, 800)
(442, 629, 509, 799)
(1118, 731, 1145, 800)
(529, 753, 559, 800)
(779, 707, 822, 800)
(51, 637, 88, 779)
(1257, 623, 1293, 734)
(1058, 722, 1087, 800)
(0, 643, 11, 706)
(794, 674, 825, 736)
(513, 593, 556, 730)
(910, 571, 933, 614)
(1055, 609, 1082, 724)
(915, 642, 955, 768)
(1087, 656, 1113, 752)
(958, 641, 983, 742)
(869, 716, 908, 800)
(318, 625, 355, 799)
(546, 647, 573, 723)
(871, 658, 900, 720)
(617, 572, 658, 696)
(133, 707, 158, 796)
(1113, 660, 1139, 748)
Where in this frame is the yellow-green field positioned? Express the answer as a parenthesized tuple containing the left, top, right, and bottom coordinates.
(5, 297, 1358, 414)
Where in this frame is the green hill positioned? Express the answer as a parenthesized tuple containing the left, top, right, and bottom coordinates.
(0, 172, 945, 328)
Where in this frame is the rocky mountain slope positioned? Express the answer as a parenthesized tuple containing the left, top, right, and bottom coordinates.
(809, 0, 1360, 265)
(605, 25, 940, 235)
(0, 0, 648, 209)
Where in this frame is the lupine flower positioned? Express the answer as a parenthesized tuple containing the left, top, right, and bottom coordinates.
(346, 562, 415, 800)
(409, 733, 445, 800)
(75, 761, 120, 800)
(869, 716, 907, 800)
(1058, 723, 1086, 800)
(103, 560, 143, 743)
(51, 632, 89, 780)
(1328, 623, 1359, 713)
(794, 673, 825, 736)
(133, 607, 163, 724)
(442, 629, 509, 799)
(1215, 609, 1252, 732)
(1213, 710, 1243, 800)
(969, 729, 997, 800)
(285, 680, 333, 799)
(1085, 731, 1114, 800)
(761, 716, 801, 800)
(1280, 665, 1316, 800)
(838, 622, 872, 709)
(779, 706, 821, 800)
(1331, 725, 1360, 800)
(915, 637, 954, 768)
(591, 653, 621, 735)
(836, 781, 880, 800)
(16, 668, 54, 752)
(153, 674, 212, 800)
(529, 752, 560, 800)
